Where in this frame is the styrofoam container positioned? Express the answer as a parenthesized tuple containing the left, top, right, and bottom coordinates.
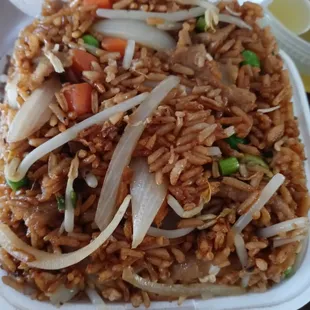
(0, 1, 310, 309)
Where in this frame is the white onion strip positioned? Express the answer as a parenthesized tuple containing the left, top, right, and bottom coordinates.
(84, 172, 98, 188)
(130, 158, 167, 248)
(233, 173, 285, 233)
(167, 194, 203, 218)
(123, 40, 135, 70)
(223, 126, 235, 137)
(7, 77, 61, 143)
(5, 93, 148, 182)
(225, 5, 242, 17)
(234, 233, 248, 268)
(95, 76, 180, 230)
(257, 106, 281, 114)
(64, 156, 79, 233)
(49, 285, 79, 305)
(219, 14, 252, 30)
(85, 288, 108, 310)
(92, 19, 176, 51)
(147, 226, 194, 239)
(176, 0, 219, 11)
(5, 74, 19, 110)
(97, 7, 205, 22)
(273, 235, 306, 248)
(258, 217, 309, 238)
(122, 267, 245, 297)
(0, 195, 131, 270)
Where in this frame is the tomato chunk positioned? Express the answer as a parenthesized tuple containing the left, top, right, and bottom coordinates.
(64, 83, 93, 116)
(71, 49, 98, 75)
(83, 0, 113, 9)
(101, 37, 127, 56)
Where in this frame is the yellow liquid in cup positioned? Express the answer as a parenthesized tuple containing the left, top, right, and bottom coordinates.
(268, 0, 310, 92)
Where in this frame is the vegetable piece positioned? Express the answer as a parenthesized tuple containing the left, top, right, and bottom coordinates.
(44, 51, 65, 73)
(6, 177, 28, 191)
(82, 34, 100, 48)
(71, 49, 98, 74)
(7, 77, 61, 143)
(123, 39, 135, 70)
(167, 194, 203, 218)
(130, 158, 167, 248)
(84, 172, 98, 188)
(196, 16, 206, 32)
(241, 50, 260, 68)
(234, 233, 248, 268)
(85, 288, 108, 310)
(219, 157, 239, 176)
(64, 156, 79, 233)
(95, 76, 180, 231)
(122, 267, 245, 297)
(5, 74, 19, 109)
(219, 14, 252, 30)
(273, 235, 305, 248)
(96, 7, 205, 22)
(83, 0, 113, 8)
(284, 267, 293, 278)
(5, 93, 149, 182)
(49, 285, 79, 305)
(258, 217, 309, 238)
(233, 173, 285, 233)
(92, 19, 176, 51)
(56, 196, 65, 211)
(0, 195, 131, 270)
(241, 154, 268, 169)
(257, 106, 281, 114)
(101, 37, 127, 56)
(225, 134, 248, 150)
(63, 83, 93, 116)
(147, 227, 194, 239)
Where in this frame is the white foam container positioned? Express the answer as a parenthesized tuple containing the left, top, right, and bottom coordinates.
(0, 1, 310, 309)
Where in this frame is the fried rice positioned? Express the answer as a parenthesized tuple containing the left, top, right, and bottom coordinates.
(0, 0, 309, 307)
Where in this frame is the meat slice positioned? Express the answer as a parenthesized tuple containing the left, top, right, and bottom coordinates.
(222, 85, 257, 112)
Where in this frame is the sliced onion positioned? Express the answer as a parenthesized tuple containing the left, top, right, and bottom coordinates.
(273, 235, 306, 248)
(167, 194, 203, 218)
(176, 0, 219, 11)
(241, 274, 250, 288)
(204, 147, 222, 156)
(44, 51, 65, 73)
(84, 172, 98, 188)
(6, 93, 148, 182)
(123, 40, 135, 70)
(0, 195, 131, 270)
(233, 174, 285, 233)
(122, 267, 245, 297)
(85, 288, 108, 310)
(147, 226, 194, 239)
(257, 106, 280, 114)
(92, 19, 176, 51)
(5, 74, 19, 110)
(97, 7, 205, 22)
(157, 22, 183, 31)
(7, 77, 61, 143)
(219, 14, 252, 30)
(130, 158, 167, 248)
(223, 126, 235, 137)
(234, 233, 248, 268)
(49, 285, 79, 305)
(95, 76, 180, 230)
(64, 156, 79, 233)
(258, 217, 309, 238)
(225, 5, 242, 17)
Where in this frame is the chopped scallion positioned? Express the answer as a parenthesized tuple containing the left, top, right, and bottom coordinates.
(242, 154, 269, 169)
(284, 266, 293, 278)
(196, 16, 206, 33)
(57, 196, 65, 211)
(241, 50, 260, 68)
(6, 177, 28, 191)
(226, 134, 248, 150)
(219, 157, 239, 176)
(71, 191, 77, 208)
(82, 34, 99, 48)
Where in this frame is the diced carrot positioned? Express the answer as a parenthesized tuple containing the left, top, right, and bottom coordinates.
(154, 199, 168, 228)
(71, 49, 98, 75)
(101, 37, 127, 56)
(83, 0, 113, 8)
(63, 83, 93, 116)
